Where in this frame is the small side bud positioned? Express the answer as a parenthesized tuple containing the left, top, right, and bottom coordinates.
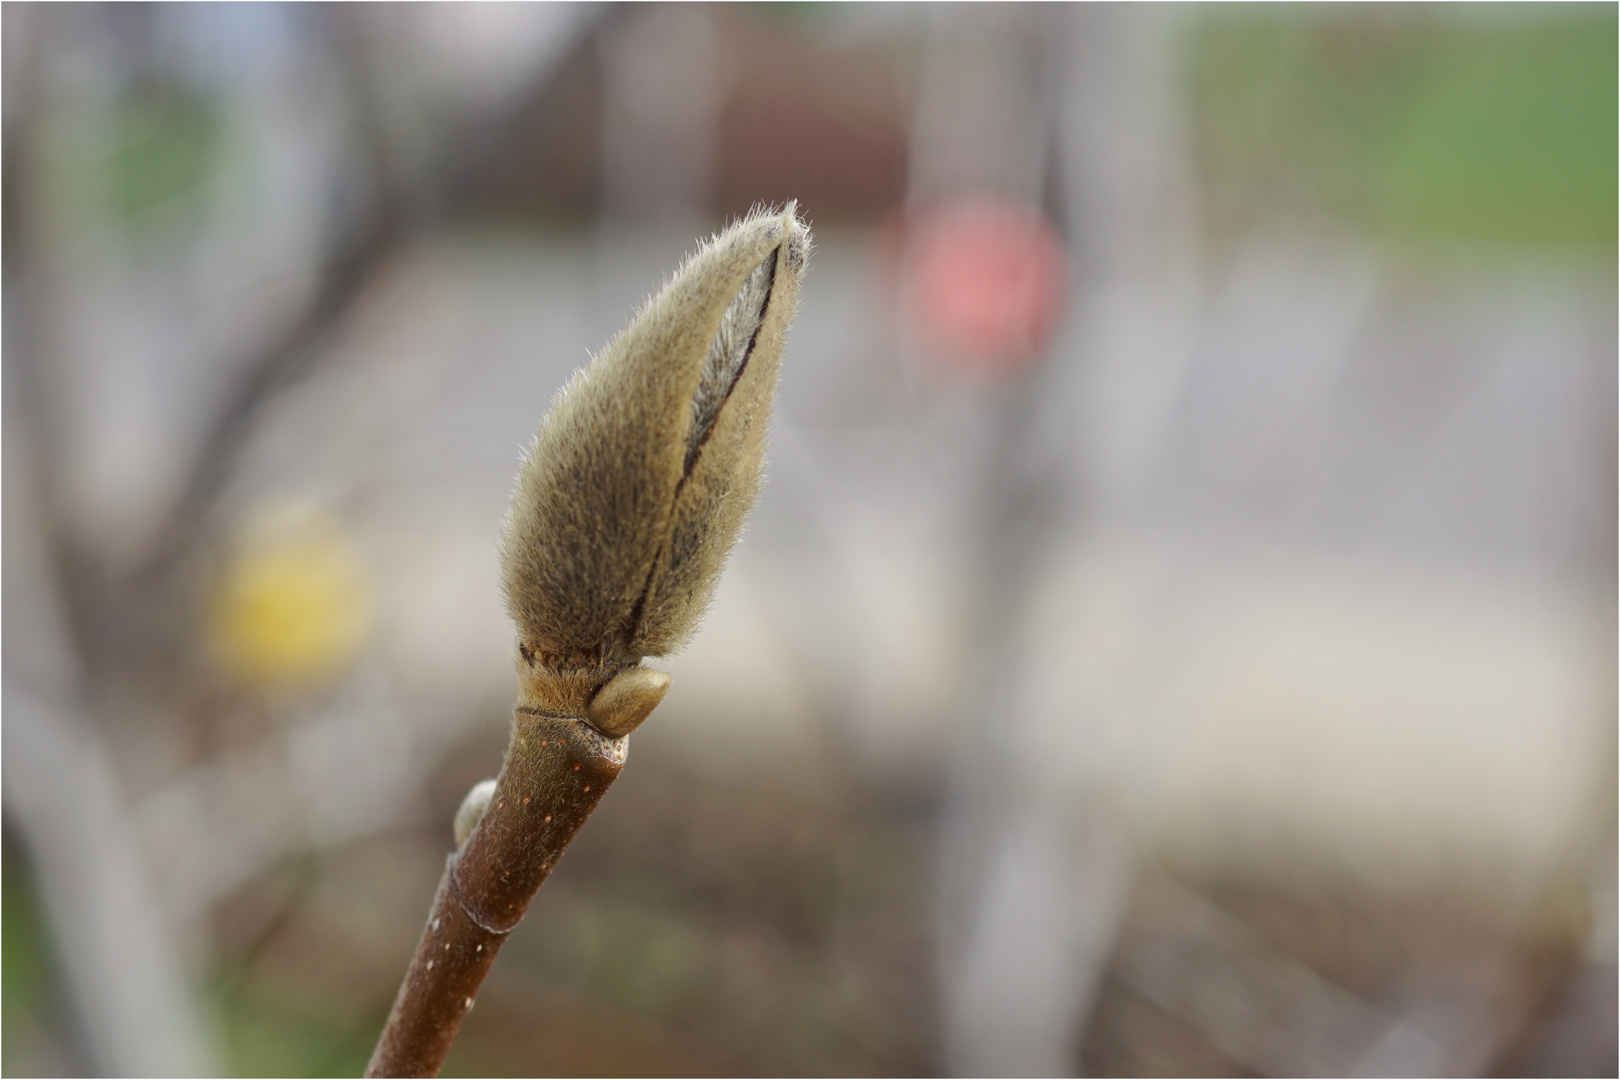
(453, 778, 498, 848)
(586, 668, 671, 738)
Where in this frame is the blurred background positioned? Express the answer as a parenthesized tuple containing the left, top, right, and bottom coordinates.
(3, 3, 1615, 1076)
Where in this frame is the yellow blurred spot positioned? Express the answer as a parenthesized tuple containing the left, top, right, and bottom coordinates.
(208, 504, 373, 691)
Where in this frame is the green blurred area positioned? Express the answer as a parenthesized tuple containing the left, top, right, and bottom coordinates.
(3, 833, 71, 1077)
(106, 80, 220, 227)
(215, 982, 379, 1078)
(1192, 8, 1618, 248)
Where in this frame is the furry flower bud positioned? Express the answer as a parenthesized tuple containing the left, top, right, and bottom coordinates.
(499, 205, 810, 670)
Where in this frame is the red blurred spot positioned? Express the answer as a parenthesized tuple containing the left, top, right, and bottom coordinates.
(901, 195, 1068, 376)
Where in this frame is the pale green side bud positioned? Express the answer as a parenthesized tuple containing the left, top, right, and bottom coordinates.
(586, 666, 672, 737)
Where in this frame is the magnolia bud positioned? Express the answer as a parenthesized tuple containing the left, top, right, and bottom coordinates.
(499, 205, 811, 670)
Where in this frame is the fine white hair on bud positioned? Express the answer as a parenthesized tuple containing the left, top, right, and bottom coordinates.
(688, 248, 776, 474)
(453, 778, 498, 848)
(499, 204, 811, 669)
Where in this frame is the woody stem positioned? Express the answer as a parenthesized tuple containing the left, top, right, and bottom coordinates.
(365, 714, 628, 1077)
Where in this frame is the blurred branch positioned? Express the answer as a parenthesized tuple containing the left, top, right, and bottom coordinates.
(1, 362, 219, 1076)
(3, 686, 219, 1077)
(1108, 874, 1536, 1077)
(139, 5, 609, 588)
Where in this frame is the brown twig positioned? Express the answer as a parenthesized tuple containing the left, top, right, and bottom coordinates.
(365, 710, 626, 1077)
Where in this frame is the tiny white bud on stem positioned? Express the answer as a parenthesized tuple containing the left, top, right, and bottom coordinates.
(452, 779, 498, 848)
